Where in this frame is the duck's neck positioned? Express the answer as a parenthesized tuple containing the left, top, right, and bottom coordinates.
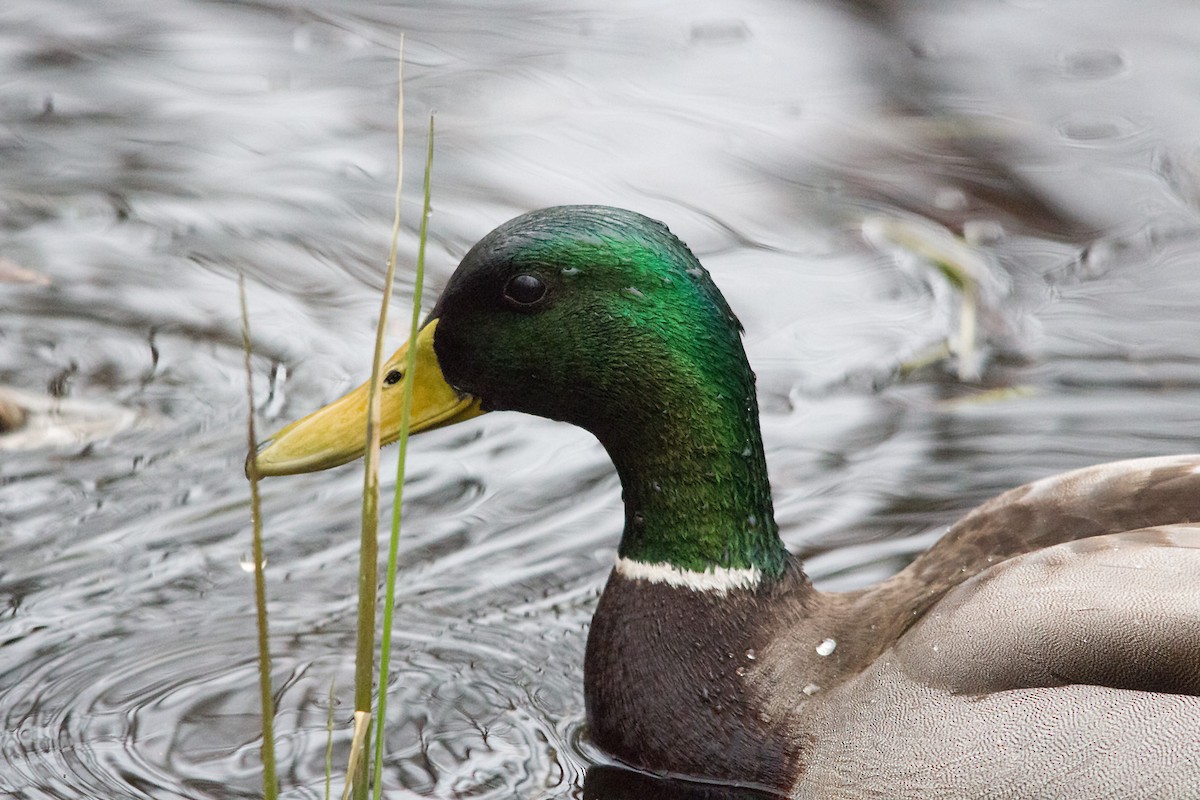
(597, 362, 789, 582)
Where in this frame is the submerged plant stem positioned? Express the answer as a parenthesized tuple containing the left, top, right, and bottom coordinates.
(240, 274, 279, 800)
(325, 677, 335, 800)
(372, 112, 434, 799)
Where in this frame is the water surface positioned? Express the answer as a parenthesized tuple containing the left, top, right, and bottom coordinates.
(3, 0, 1200, 796)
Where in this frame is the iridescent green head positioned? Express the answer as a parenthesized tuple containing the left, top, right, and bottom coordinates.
(256, 206, 787, 578)
(432, 207, 745, 434)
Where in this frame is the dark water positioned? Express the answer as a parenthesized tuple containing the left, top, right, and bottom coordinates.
(3, 0, 1200, 797)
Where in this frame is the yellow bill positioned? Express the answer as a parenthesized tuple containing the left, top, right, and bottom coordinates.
(252, 319, 484, 476)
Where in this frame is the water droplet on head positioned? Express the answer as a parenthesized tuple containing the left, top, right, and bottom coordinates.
(735, 666, 747, 677)
(561, 266, 580, 277)
(622, 286, 645, 301)
(745, 648, 757, 661)
(802, 683, 821, 696)
(816, 638, 837, 657)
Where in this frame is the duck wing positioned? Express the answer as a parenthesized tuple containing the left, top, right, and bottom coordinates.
(793, 528, 1200, 799)
(894, 526, 1200, 695)
(902, 454, 1200, 596)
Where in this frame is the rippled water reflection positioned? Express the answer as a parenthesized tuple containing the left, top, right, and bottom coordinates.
(3, 0, 1200, 797)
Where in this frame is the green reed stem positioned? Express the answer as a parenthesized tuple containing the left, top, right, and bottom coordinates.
(239, 274, 279, 800)
(350, 38, 410, 800)
(350, 41, 406, 800)
(371, 113, 434, 799)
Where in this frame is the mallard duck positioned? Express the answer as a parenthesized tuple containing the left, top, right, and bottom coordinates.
(255, 206, 1200, 798)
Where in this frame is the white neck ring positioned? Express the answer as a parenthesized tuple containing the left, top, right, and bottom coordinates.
(614, 555, 762, 595)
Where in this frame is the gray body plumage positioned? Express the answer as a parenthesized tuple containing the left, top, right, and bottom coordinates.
(797, 527, 1200, 799)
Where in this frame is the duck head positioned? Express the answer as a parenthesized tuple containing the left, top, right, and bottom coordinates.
(255, 205, 748, 469)
(254, 205, 787, 575)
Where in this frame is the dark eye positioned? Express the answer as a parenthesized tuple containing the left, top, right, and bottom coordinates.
(503, 273, 547, 308)
(383, 369, 403, 386)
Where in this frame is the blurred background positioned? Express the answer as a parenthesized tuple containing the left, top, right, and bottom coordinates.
(2, 0, 1200, 797)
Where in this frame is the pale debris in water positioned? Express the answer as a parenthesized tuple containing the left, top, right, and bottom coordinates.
(0, 257, 51, 286)
(0, 387, 146, 451)
(861, 214, 1008, 382)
